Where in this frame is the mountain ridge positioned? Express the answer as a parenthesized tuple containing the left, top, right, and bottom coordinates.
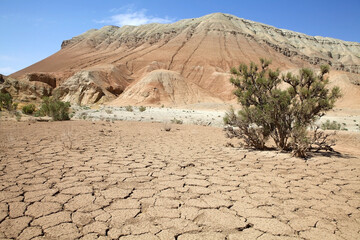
(6, 12, 360, 107)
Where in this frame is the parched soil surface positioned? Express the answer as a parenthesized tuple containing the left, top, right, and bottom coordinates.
(0, 120, 359, 239)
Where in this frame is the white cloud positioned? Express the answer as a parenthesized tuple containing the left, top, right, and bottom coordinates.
(0, 67, 15, 75)
(97, 8, 174, 27)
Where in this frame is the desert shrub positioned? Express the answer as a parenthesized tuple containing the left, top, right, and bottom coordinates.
(139, 106, 146, 112)
(34, 110, 45, 117)
(22, 104, 36, 115)
(171, 118, 183, 124)
(321, 120, 341, 130)
(225, 59, 341, 158)
(105, 109, 113, 114)
(40, 97, 71, 121)
(0, 92, 15, 111)
(14, 111, 22, 121)
(80, 112, 88, 120)
(125, 105, 133, 112)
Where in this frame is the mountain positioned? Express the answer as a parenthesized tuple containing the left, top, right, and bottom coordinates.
(7, 13, 360, 107)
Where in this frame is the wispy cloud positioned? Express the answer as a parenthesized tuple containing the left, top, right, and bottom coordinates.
(0, 67, 15, 75)
(96, 8, 174, 27)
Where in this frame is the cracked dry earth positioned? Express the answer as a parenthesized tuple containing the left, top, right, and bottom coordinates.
(0, 121, 359, 240)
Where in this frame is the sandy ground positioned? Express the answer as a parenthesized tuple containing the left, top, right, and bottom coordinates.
(0, 120, 359, 239)
(73, 105, 360, 131)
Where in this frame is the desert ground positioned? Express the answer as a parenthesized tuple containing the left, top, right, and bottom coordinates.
(71, 105, 360, 131)
(0, 118, 359, 239)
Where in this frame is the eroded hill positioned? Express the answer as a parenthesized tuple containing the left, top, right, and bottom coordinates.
(6, 13, 360, 107)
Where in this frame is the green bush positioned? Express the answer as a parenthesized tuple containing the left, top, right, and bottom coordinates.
(321, 120, 341, 130)
(0, 92, 13, 111)
(225, 59, 341, 157)
(139, 106, 146, 112)
(171, 118, 183, 124)
(34, 110, 45, 117)
(40, 97, 71, 121)
(22, 104, 36, 115)
(15, 111, 21, 121)
(125, 106, 133, 112)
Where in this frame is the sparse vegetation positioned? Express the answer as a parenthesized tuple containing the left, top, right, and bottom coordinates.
(40, 97, 71, 121)
(61, 128, 74, 150)
(22, 104, 36, 115)
(225, 59, 341, 158)
(125, 106, 133, 112)
(320, 120, 349, 131)
(80, 112, 88, 120)
(321, 120, 341, 130)
(15, 111, 21, 121)
(139, 106, 146, 112)
(171, 118, 183, 124)
(0, 92, 17, 111)
(34, 110, 45, 117)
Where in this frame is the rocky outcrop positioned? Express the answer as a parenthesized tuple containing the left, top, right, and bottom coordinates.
(0, 75, 52, 101)
(25, 73, 57, 88)
(55, 71, 108, 105)
(55, 66, 131, 105)
(112, 70, 220, 106)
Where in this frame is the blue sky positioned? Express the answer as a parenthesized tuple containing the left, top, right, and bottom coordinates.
(0, 0, 359, 75)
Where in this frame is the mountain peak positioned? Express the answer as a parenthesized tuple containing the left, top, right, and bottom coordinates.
(10, 12, 360, 106)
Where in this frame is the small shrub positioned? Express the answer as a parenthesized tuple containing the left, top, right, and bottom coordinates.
(40, 97, 71, 121)
(321, 120, 341, 130)
(12, 102, 18, 111)
(105, 109, 113, 114)
(15, 111, 21, 121)
(34, 110, 45, 117)
(80, 112, 88, 120)
(0, 92, 13, 111)
(125, 106, 133, 112)
(320, 120, 349, 131)
(171, 118, 183, 124)
(22, 104, 36, 115)
(139, 106, 146, 112)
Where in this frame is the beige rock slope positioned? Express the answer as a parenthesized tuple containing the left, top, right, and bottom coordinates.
(9, 13, 360, 107)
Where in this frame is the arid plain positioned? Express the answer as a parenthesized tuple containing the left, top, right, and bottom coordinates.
(0, 120, 359, 239)
(1, 12, 360, 240)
